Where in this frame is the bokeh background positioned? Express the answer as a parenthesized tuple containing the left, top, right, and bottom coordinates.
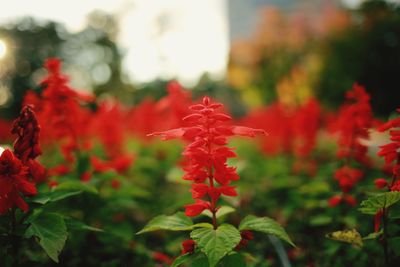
(0, 0, 399, 118)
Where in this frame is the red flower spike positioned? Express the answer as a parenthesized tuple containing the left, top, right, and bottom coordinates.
(11, 105, 42, 162)
(11, 105, 47, 183)
(328, 85, 373, 205)
(375, 108, 400, 194)
(150, 96, 264, 221)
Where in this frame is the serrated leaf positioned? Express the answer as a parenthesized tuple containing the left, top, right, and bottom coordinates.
(137, 212, 193, 234)
(171, 253, 193, 267)
(190, 224, 241, 267)
(25, 212, 67, 262)
(239, 215, 294, 247)
(54, 181, 97, 194)
(326, 229, 363, 247)
(359, 191, 400, 215)
(202, 206, 235, 219)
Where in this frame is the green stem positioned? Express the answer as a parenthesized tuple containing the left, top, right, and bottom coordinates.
(382, 207, 389, 267)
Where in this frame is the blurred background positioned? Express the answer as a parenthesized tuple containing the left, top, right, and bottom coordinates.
(0, 0, 399, 119)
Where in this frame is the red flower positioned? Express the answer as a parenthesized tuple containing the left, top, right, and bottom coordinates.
(11, 105, 47, 183)
(377, 109, 400, 166)
(181, 239, 196, 254)
(343, 195, 357, 206)
(333, 166, 363, 193)
(110, 154, 134, 174)
(331, 84, 373, 165)
(24, 58, 94, 164)
(49, 164, 70, 176)
(152, 252, 173, 265)
(329, 85, 373, 206)
(374, 178, 388, 189)
(150, 96, 265, 220)
(11, 105, 42, 162)
(80, 171, 92, 182)
(375, 108, 400, 193)
(184, 199, 211, 217)
(391, 180, 400, 191)
(328, 195, 342, 207)
(0, 149, 37, 214)
(235, 230, 254, 250)
(48, 180, 59, 189)
(26, 159, 46, 183)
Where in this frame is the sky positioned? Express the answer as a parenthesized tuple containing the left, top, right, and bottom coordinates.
(0, 0, 398, 86)
(0, 0, 229, 86)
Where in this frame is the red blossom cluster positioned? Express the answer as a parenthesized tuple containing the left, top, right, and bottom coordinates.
(328, 84, 373, 207)
(0, 106, 44, 214)
(373, 108, 400, 231)
(24, 58, 94, 164)
(330, 84, 373, 165)
(240, 99, 321, 175)
(127, 81, 192, 139)
(150, 96, 265, 225)
(152, 252, 174, 265)
(181, 239, 196, 254)
(235, 230, 254, 251)
(21, 59, 137, 184)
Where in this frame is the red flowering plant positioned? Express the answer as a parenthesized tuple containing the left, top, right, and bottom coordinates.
(328, 84, 373, 207)
(24, 58, 98, 183)
(239, 99, 321, 176)
(138, 96, 294, 267)
(358, 107, 400, 265)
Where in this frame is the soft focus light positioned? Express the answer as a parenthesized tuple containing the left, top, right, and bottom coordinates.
(0, 40, 7, 59)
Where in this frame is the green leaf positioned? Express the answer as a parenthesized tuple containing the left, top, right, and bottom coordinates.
(359, 191, 400, 215)
(190, 224, 241, 267)
(220, 252, 246, 267)
(30, 191, 83, 205)
(171, 253, 193, 267)
(137, 212, 193, 234)
(192, 223, 214, 229)
(363, 230, 383, 240)
(25, 212, 67, 262)
(239, 215, 295, 247)
(54, 181, 98, 194)
(64, 217, 103, 232)
(326, 229, 363, 247)
(202, 206, 235, 219)
(310, 215, 332, 226)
